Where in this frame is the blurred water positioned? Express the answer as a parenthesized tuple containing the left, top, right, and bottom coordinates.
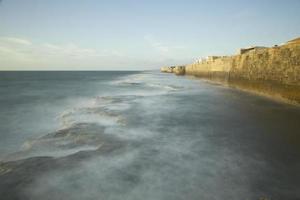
(0, 71, 299, 200)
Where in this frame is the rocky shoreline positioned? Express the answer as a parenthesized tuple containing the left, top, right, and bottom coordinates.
(161, 37, 300, 105)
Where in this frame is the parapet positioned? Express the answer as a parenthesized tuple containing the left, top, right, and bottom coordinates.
(239, 46, 267, 55)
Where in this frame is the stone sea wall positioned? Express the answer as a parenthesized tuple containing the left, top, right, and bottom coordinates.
(161, 66, 185, 75)
(161, 37, 300, 105)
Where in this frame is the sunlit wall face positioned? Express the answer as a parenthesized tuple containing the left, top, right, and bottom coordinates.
(0, 0, 300, 70)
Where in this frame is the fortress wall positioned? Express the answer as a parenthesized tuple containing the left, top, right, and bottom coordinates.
(229, 43, 300, 104)
(169, 38, 300, 104)
(186, 57, 233, 82)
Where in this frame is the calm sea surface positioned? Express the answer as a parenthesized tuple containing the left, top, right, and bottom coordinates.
(0, 71, 299, 200)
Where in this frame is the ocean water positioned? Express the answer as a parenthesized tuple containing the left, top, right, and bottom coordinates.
(0, 71, 300, 200)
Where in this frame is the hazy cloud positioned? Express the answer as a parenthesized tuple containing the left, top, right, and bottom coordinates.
(0, 37, 32, 46)
(144, 34, 170, 54)
(143, 34, 192, 66)
(0, 37, 133, 70)
(0, 36, 192, 70)
(144, 34, 187, 56)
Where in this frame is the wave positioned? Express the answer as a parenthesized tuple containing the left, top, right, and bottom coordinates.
(56, 94, 136, 129)
(146, 83, 183, 91)
(3, 72, 179, 161)
(4, 123, 120, 161)
(3, 93, 138, 161)
(111, 72, 185, 96)
(110, 73, 147, 86)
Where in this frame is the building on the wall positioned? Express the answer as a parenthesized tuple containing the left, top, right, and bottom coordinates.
(206, 56, 221, 62)
(193, 58, 205, 64)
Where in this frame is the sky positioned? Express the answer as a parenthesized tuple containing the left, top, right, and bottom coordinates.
(0, 0, 300, 70)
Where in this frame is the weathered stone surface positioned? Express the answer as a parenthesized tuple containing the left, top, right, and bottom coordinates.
(161, 66, 186, 75)
(160, 66, 175, 73)
(173, 66, 186, 75)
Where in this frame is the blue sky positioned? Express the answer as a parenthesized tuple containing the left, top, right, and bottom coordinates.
(0, 0, 300, 70)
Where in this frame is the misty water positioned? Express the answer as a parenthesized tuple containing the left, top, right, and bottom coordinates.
(0, 71, 300, 200)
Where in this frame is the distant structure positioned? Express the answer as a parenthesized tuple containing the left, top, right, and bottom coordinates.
(161, 65, 185, 75)
(206, 56, 221, 62)
(173, 66, 185, 75)
(194, 58, 205, 64)
(160, 66, 176, 73)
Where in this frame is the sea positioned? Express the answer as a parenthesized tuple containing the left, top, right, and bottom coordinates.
(0, 71, 299, 200)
